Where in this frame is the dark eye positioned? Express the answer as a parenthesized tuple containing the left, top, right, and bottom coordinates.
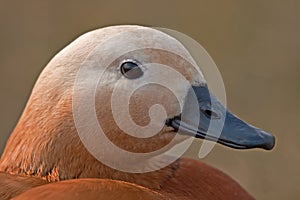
(120, 60, 143, 79)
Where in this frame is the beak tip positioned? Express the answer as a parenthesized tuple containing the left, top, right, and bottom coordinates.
(261, 131, 276, 150)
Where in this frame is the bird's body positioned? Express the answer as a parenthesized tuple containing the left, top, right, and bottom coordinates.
(12, 179, 167, 200)
(0, 25, 274, 199)
(3, 158, 253, 200)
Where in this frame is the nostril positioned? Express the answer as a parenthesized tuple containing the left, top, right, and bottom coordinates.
(202, 109, 220, 119)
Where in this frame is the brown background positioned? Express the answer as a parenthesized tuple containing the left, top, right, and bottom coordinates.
(0, 1, 299, 199)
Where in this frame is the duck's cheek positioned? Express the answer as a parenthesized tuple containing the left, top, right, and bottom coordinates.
(128, 84, 182, 127)
(92, 84, 184, 153)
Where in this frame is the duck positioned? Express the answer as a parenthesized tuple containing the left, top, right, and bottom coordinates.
(0, 25, 275, 200)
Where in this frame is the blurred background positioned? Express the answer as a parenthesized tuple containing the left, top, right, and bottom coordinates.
(0, 0, 299, 199)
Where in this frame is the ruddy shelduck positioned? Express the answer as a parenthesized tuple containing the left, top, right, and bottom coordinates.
(0, 25, 275, 200)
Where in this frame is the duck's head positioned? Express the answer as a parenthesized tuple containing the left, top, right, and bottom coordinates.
(0, 25, 275, 180)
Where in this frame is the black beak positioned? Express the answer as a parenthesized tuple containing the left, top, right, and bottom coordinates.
(166, 85, 275, 150)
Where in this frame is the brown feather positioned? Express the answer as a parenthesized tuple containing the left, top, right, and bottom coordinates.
(12, 179, 168, 200)
(0, 172, 47, 200)
(158, 157, 254, 200)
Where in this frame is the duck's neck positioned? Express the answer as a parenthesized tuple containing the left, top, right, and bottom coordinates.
(0, 101, 179, 190)
(0, 122, 180, 189)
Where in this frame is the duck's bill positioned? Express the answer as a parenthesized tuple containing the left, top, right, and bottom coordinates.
(166, 85, 275, 150)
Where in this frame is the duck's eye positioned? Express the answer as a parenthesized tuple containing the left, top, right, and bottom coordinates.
(120, 60, 143, 79)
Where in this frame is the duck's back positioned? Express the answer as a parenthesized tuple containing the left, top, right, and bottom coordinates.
(0, 172, 47, 200)
(12, 179, 167, 200)
(1, 158, 254, 200)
